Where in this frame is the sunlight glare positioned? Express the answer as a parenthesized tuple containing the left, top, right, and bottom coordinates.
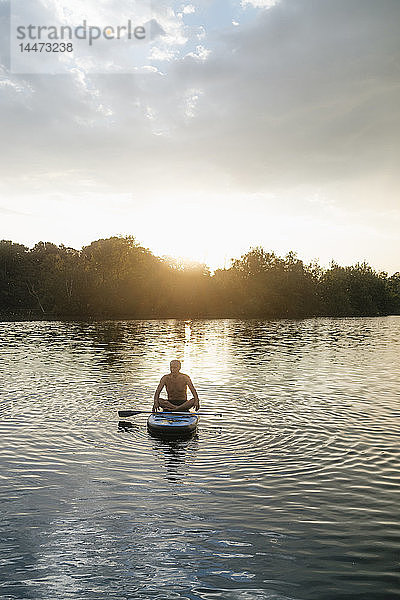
(135, 196, 235, 270)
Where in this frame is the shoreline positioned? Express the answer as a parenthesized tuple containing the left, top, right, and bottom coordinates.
(1, 311, 398, 323)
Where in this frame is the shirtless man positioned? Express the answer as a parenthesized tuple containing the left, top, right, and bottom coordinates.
(153, 360, 200, 412)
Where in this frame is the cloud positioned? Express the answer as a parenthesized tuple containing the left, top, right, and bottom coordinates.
(0, 204, 31, 216)
(0, 0, 399, 215)
(241, 0, 279, 8)
(182, 4, 196, 15)
(166, 0, 400, 201)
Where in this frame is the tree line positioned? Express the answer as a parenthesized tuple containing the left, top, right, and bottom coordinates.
(0, 236, 399, 319)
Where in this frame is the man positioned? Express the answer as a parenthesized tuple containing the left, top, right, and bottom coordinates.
(153, 360, 200, 412)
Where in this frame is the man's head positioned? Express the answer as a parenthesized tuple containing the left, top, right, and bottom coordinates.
(170, 359, 181, 374)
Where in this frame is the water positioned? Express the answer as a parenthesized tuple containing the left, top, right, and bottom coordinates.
(0, 317, 399, 600)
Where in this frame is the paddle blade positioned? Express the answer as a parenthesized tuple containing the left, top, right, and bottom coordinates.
(118, 410, 143, 417)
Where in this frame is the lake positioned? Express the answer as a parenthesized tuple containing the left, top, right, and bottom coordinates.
(0, 317, 399, 600)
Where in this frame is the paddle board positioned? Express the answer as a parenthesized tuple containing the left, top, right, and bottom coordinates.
(147, 411, 199, 437)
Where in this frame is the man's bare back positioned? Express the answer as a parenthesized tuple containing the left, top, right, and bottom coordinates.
(163, 372, 190, 404)
(153, 360, 200, 412)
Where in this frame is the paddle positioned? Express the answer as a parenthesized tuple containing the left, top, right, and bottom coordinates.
(118, 409, 222, 418)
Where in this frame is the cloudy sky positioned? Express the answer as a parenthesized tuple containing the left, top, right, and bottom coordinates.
(1, 0, 399, 272)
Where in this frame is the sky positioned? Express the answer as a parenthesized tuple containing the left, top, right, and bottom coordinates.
(0, 0, 399, 273)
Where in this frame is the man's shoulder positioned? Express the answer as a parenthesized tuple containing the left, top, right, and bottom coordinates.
(162, 372, 190, 380)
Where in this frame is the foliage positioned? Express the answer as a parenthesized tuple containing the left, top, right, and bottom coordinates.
(0, 237, 398, 319)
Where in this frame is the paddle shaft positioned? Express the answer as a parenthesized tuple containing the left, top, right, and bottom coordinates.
(118, 409, 222, 418)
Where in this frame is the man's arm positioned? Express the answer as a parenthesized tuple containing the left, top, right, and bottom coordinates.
(186, 376, 200, 410)
(153, 376, 166, 412)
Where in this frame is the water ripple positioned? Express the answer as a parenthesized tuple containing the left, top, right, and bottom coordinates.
(0, 317, 399, 599)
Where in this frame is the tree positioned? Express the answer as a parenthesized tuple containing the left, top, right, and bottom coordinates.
(0, 236, 396, 319)
(0, 240, 30, 310)
(319, 261, 390, 317)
